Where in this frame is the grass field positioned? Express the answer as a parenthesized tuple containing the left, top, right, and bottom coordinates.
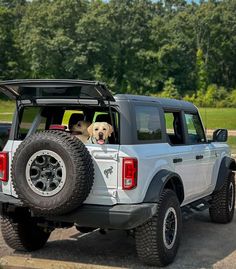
(228, 137, 236, 154)
(199, 108, 236, 130)
(0, 100, 15, 122)
(0, 100, 15, 113)
(0, 101, 235, 153)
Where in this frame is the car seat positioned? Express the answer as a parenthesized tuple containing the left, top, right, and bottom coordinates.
(68, 113, 84, 130)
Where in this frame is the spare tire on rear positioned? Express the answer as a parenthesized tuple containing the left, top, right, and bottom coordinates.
(12, 130, 94, 215)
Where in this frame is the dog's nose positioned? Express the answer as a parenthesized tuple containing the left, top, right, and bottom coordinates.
(99, 132, 104, 138)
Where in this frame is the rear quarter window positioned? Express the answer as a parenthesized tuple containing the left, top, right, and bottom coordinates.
(135, 105, 162, 141)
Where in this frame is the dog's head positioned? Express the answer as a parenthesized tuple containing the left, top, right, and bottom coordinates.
(71, 121, 91, 136)
(87, 122, 113, 145)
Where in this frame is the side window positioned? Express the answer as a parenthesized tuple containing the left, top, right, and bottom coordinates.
(19, 107, 46, 139)
(135, 106, 162, 141)
(184, 113, 206, 144)
(164, 112, 184, 145)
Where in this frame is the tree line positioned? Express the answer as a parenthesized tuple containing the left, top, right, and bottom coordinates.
(0, 0, 236, 107)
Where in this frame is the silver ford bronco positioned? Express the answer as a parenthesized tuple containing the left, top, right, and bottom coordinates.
(0, 79, 235, 266)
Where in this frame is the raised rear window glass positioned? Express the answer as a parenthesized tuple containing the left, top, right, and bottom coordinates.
(18, 85, 99, 99)
(135, 106, 162, 141)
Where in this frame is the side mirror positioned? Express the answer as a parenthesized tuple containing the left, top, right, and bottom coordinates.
(213, 129, 228, 142)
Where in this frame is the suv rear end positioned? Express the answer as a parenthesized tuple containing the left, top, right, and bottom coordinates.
(0, 80, 156, 226)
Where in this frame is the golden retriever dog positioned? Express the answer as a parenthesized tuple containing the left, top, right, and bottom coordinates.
(87, 122, 113, 145)
(70, 121, 91, 143)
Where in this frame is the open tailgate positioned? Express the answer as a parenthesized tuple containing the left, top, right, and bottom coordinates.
(0, 79, 115, 102)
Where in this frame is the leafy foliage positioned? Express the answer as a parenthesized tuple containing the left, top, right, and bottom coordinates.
(0, 0, 236, 107)
(160, 78, 180, 99)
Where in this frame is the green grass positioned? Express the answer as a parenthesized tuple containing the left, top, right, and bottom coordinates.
(0, 113, 13, 122)
(0, 100, 15, 113)
(199, 108, 236, 130)
(228, 136, 236, 154)
(0, 100, 14, 122)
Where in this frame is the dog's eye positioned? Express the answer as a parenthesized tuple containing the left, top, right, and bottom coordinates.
(103, 128, 107, 131)
(95, 128, 99, 131)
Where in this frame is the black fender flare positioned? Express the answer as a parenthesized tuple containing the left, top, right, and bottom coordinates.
(214, 156, 236, 192)
(143, 169, 184, 203)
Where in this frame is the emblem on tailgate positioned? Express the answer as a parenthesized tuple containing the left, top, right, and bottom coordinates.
(104, 166, 113, 178)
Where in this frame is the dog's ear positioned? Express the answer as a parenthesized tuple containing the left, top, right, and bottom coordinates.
(108, 124, 114, 137)
(87, 123, 94, 136)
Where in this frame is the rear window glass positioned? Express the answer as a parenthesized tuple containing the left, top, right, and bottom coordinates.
(135, 106, 162, 141)
(18, 85, 95, 99)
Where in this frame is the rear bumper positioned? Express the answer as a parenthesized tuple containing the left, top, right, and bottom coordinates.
(48, 203, 158, 230)
(0, 192, 157, 230)
(0, 192, 22, 206)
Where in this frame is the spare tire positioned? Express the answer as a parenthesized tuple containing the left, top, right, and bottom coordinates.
(12, 130, 94, 215)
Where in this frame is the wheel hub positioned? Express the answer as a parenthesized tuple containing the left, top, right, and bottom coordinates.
(228, 182, 234, 212)
(25, 150, 66, 197)
(163, 207, 177, 250)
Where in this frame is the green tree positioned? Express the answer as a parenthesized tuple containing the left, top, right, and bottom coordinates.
(0, 5, 19, 79)
(196, 48, 208, 93)
(160, 77, 181, 99)
(17, 0, 88, 78)
(0, 0, 236, 101)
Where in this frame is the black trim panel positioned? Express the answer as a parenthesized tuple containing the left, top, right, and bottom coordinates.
(0, 193, 22, 206)
(143, 169, 184, 203)
(46, 203, 157, 230)
(214, 156, 236, 192)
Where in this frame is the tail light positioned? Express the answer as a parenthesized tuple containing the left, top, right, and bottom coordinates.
(122, 158, 138, 190)
(0, 152, 8, 182)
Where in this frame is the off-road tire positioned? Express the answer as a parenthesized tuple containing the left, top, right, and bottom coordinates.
(0, 210, 50, 251)
(12, 131, 94, 215)
(209, 172, 235, 223)
(135, 189, 182, 267)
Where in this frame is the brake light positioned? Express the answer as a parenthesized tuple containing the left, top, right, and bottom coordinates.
(122, 158, 138, 190)
(0, 152, 8, 182)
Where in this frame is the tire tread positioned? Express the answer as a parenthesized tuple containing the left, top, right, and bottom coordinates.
(209, 172, 235, 223)
(12, 131, 94, 215)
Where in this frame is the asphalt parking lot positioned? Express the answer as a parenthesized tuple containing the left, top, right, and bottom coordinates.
(0, 208, 236, 269)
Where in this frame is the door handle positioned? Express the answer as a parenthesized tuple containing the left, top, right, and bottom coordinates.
(196, 155, 204, 160)
(173, 158, 183, 163)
